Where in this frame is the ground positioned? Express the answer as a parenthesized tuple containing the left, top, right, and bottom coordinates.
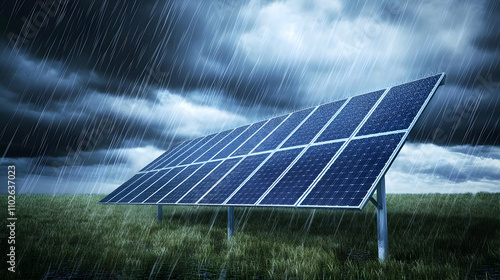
(0, 193, 499, 279)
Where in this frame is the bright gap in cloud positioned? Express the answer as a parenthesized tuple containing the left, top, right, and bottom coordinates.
(386, 143, 500, 194)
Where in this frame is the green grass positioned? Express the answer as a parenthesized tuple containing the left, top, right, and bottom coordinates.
(1, 193, 499, 279)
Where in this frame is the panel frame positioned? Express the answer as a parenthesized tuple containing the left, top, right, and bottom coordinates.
(355, 73, 445, 210)
(100, 73, 445, 210)
(296, 73, 445, 210)
(255, 98, 352, 207)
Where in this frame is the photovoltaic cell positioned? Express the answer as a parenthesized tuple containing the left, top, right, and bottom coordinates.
(195, 125, 249, 163)
(213, 121, 266, 160)
(282, 100, 346, 148)
(101, 73, 444, 210)
(358, 75, 441, 136)
(129, 167, 184, 203)
(178, 158, 241, 204)
(227, 148, 303, 205)
(149, 137, 203, 170)
(253, 108, 313, 153)
(144, 164, 202, 203)
(167, 134, 217, 167)
(316, 90, 384, 142)
(259, 142, 344, 206)
(180, 130, 233, 165)
(106, 172, 156, 203)
(199, 153, 269, 204)
(99, 173, 148, 202)
(117, 170, 170, 203)
(231, 116, 288, 156)
(140, 141, 187, 172)
(300, 133, 404, 207)
(158, 161, 221, 204)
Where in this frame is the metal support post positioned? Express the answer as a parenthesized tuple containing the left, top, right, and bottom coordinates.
(227, 206, 235, 240)
(157, 205, 163, 221)
(377, 177, 388, 261)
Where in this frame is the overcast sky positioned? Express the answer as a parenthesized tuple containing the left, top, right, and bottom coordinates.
(0, 0, 498, 194)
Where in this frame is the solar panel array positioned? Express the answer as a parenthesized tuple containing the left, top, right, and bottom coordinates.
(101, 73, 445, 209)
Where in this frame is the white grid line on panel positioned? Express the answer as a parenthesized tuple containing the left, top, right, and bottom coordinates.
(152, 163, 207, 204)
(295, 86, 392, 207)
(250, 107, 318, 154)
(148, 138, 201, 171)
(255, 97, 352, 206)
(138, 165, 190, 204)
(212, 119, 271, 160)
(180, 128, 241, 165)
(175, 160, 226, 204)
(148, 136, 209, 172)
(194, 157, 246, 204)
(232, 113, 293, 157)
(118, 170, 179, 204)
(102, 172, 150, 203)
(196, 125, 251, 163)
(357, 73, 445, 210)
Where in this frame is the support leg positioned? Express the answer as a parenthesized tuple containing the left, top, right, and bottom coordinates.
(377, 177, 388, 261)
(157, 205, 163, 221)
(227, 206, 234, 240)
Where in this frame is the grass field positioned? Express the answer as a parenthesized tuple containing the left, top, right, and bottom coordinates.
(1, 193, 499, 279)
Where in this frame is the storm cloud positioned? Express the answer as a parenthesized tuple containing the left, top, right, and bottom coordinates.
(0, 0, 498, 194)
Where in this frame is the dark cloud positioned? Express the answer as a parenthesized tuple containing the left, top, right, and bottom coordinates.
(0, 0, 499, 194)
(471, 0, 500, 52)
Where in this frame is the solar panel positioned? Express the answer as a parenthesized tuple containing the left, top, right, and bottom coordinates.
(158, 161, 221, 203)
(144, 164, 202, 203)
(178, 158, 241, 204)
(281, 100, 346, 148)
(195, 126, 249, 162)
(129, 168, 183, 203)
(101, 73, 445, 210)
(231, 116, 288, 156)
(252, 108, 313, 153)
(213, 121, 266, 159)
(227, 148, 303, 205)
(316, 90, 384, 142)
(100, 173, 148, 203)
(167, 134, 217, 167)
(198, 153, 269, 204)
(258, 142, 344, 206)
(140, 141, 188, 172)
(357, 75, 441, 135)
(148, 137, 203, 170)
(299, 133, 404, 207)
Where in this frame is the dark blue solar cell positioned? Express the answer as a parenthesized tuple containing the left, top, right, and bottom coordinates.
(144, 164, 202, 203)
(253, 109, 313, 153)
(178, 158, 241, 204)
(232, 116, 288, 156)
(140, 141, 188, 172)
(213, 121, 266, 159)
(117, 169, 171, 203)
(100, 173, 149, 203)
(198, 153, 269, 204)
(259, 142, 344, 206)
(316, 90, 384, 142)
(358, 75, 441, 136)
(159, 161, 222, 204)
(227, 148, 303, 205)
(106, 172, 156, 203)
(167, 134, 217, 167)
(195, 125, 249, 163)
(129, 167, 184, 203)
(149, 138, 202, 170)
(300, 133, 404, 207)
(180, 130, 233, 165)
(282, 100, 346, 148)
